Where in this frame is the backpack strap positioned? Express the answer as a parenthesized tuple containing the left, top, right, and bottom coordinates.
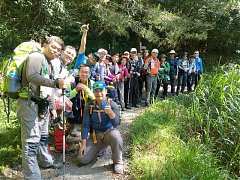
(89, 105, 97, 144)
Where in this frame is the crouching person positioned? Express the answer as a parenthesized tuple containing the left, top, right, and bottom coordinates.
(77, 81, 123, 174)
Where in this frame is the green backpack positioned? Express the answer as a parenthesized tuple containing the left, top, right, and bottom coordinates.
(2, 41, 42, 99)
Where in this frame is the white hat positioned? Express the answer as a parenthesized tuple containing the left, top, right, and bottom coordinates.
(130, 48, 137, 52)
(169, 50, 176, 54)
(97, 48, 108, 55)
(151, 49, 159, 53)
(123, 51, 130, 54)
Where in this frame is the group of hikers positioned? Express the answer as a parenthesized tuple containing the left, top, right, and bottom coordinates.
(11, 24, 203, 179)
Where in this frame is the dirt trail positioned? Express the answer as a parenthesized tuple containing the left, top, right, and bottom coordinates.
(47, 107, 144, 180)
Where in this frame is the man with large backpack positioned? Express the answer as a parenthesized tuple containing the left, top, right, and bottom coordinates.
(17, 36, 65, 180)
(78, 81, 123, 174)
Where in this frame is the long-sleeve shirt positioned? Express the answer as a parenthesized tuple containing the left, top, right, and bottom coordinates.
(158, 62, 170, 81)
(92, 61, 106, 81)
(167, 58, 178, 76)
(21, 52, 57, 97)
(195, 57, 203, 74)
(129, 58, 142, 78)
(117, 64, 129, 81)
(70, 78, 95, 102)
(74, 52, 87, 69)
(81, 99, 120, 139)
(178, 59, 189, 73)
(188, 60, 196, 74)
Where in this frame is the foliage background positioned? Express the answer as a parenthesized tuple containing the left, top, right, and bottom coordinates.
(1, 0, 240, 61)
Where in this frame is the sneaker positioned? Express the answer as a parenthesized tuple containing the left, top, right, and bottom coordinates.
(113, 163, 124, 174)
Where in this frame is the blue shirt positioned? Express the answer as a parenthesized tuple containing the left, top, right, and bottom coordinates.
(195, 57, 203, 74)
(92, 62, 106, 81)
(81, 100, 120, 139)
(167, 58, 178, 76)
(74, 52, 87, 69)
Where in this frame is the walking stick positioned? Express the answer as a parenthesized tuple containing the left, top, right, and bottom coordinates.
(62, 89, 66, 179)
(127, 76, 131, 106)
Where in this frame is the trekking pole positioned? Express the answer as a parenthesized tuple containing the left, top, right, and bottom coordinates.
(127, 76, 131, 106)
(62, 89, 66, 179)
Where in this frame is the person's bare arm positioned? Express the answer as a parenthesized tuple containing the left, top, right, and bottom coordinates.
(78, 24, 89, 53)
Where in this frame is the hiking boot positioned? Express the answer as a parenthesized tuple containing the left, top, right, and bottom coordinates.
(113, 163, 124, 174)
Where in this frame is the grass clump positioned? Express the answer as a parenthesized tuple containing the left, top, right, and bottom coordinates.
(129, 101, 229, 179)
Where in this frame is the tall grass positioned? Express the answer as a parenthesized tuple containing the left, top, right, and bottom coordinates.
(181, 64, 240, 177)
(129, 64, 240, 179)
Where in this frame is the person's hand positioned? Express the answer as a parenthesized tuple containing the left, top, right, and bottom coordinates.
(51, 109, 57, 120)
(58, 79, 65, 89)
(104, 104, 112, 115)
(76, 83, 86, 92)
(174, 75, 178, 80)
(81, 24, 89, 32)
(79, 140, 86, 157)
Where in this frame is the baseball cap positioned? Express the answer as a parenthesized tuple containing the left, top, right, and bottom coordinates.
(151, 49, 159, 53)
(93, 81, 106, 91)
(130, 48, 137, 52)
(123, 51, 130, 55)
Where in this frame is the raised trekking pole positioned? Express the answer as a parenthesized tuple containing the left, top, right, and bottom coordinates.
(62, 88, 66, 179)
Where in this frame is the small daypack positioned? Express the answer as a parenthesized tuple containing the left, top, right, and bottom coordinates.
(2, 41, 41, 98)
